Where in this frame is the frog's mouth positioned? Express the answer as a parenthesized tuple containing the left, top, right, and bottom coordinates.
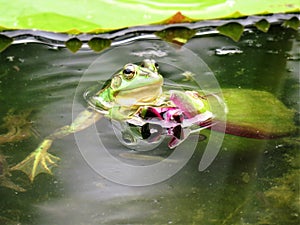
(122, 80, 162, 91)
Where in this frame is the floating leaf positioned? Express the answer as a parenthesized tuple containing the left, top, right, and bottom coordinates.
(282, 16, 300, 30)
(255, 19, 270, 32)
(0, 34, 13, 52)
(18, 12, 101, 34)
(155, 27, 196, 45)
(0, 1, 299, 33)
(0, 25, 8, 32)
(161, 12, 193, 24)
(88, 38, 111, 52)
(217, 22, 244, 42)
(65, 37, 82, 53)
(225, 11, 245, 19)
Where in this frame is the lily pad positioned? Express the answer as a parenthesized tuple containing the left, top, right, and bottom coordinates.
(0, 34, 13, 53)
(65, 37, 82, 53)
(88, 38, 111, 52)
(160, 12, 194, 24)
(217, 22, 244, 42)
(282, 16, 300, 30)
(255, 19, 270, 32)
(214, 89, 297, 139)
(0, 0, 299, 33)
(155, 27, 196, 45)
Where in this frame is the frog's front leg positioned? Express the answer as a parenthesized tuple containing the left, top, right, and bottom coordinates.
(11, 109, 102, 182)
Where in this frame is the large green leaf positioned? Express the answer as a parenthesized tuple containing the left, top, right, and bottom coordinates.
(0, 0, 299, 33)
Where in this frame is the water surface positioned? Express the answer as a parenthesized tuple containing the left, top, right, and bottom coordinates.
(0, 25, 299, 225)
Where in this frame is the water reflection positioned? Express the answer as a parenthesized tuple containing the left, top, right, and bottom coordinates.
(0, 26, 299, 225)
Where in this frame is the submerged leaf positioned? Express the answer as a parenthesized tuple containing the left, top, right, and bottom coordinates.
(0, 35, 12, 53)
(88, 38, 111, 52)
(65, 37, 82, 53)
(217, 22, 244, 42)
(255, 19, 270, 32)
(0, 154, 26, 192)
(282, 16, 300, 30)
(213, 89, 297, 139)
(155, 27, 196, 45)
(0, 109, 34, 144)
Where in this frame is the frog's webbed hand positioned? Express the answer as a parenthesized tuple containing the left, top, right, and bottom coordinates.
(11, 109, 102, 182)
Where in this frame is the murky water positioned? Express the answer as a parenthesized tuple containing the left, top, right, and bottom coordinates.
(0, 25, 299, 225)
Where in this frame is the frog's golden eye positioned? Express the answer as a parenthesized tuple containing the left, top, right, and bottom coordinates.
(122, 64, 135, 80)
(111, 76, 122, 89)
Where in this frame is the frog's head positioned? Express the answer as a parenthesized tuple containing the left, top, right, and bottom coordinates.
(93, 59, 163, 110)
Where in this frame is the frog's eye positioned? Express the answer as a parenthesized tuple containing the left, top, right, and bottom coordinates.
(122, 64, 135, 80)
(111, 76, 122, 89)
(141, 59, 159, 72)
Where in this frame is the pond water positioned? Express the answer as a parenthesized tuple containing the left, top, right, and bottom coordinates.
(0, 25, 299, 225)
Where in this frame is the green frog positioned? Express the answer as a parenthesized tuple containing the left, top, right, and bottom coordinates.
(89, 59, 165, 120)
(11, 59, 214, 181)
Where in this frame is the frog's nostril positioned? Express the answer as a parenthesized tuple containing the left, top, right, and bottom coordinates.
(111, 76, 122, 88)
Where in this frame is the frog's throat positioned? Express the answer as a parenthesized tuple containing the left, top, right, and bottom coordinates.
(90, 85, 163, 111)
(115, 83, 163, 107)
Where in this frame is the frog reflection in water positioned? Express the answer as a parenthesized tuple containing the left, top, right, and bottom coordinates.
(12, 59, 214, 181)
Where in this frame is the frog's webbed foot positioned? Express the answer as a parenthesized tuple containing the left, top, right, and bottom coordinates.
(11, 139, 60, 182)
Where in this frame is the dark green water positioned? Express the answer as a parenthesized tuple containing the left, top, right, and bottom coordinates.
(0, 26, 299, 225)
